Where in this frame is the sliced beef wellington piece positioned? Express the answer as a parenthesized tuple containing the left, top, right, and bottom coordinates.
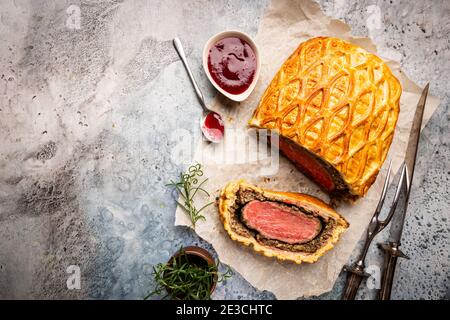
(249, 37, 402, 200)
(242, 200, 322, 244)
(218, 180, 349, 264)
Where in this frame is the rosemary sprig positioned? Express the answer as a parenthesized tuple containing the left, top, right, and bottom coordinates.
(167, 163, 213, 228)
(144, 248, 232, 300)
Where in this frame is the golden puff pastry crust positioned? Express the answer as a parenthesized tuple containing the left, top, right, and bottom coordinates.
(249, 37, 401, 198)
(218, 180, 349, 264)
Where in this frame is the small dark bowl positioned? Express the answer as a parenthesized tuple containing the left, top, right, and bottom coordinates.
(165, 246, 218, 299)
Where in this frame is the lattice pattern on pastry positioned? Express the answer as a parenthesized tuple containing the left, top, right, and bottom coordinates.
(250, 37, 401, 196)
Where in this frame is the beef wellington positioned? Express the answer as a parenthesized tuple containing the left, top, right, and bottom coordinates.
(218, 181, 349, 264)
(249, 37, 402, 199)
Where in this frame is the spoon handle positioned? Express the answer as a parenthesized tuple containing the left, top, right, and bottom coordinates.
(173, 37, 208, 112)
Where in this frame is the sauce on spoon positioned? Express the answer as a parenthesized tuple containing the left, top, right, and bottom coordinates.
(201, 111, 225, 143)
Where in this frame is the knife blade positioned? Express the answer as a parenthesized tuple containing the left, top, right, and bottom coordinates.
(377, 83, 430, 300)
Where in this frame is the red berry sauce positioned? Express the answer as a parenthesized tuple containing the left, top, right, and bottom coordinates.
(207, 37, 256, 95)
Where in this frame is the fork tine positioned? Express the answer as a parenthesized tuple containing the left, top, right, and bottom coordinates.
(373, 160, 393, 216)
(392, 162, 407, 204)
(380, 162, 407, 225)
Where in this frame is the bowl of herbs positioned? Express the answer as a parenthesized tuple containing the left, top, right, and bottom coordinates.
(145, 246, 232, 300)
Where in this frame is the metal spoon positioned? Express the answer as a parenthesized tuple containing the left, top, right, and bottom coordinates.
(173, 37, 225, 143)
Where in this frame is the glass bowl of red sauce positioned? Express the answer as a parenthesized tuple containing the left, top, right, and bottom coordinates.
(202, 31, 260, 102)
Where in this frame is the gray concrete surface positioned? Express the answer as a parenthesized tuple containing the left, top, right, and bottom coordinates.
(0, 0, 448, 299)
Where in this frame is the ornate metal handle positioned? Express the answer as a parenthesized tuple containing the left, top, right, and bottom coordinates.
(377, 242, 409, 300)
(341, 264, 369, 300)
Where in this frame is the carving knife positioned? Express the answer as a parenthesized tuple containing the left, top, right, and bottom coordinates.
(377, 83, 430, 300)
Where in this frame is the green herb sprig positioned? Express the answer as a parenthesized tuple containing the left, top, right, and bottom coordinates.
(167, 163, 213, 228)
(144, 249, 232, 300)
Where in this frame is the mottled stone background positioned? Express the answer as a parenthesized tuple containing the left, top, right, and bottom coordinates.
(0, 0, 448, 299)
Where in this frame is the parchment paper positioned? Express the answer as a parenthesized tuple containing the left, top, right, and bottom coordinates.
(175, 0, 441, 299)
